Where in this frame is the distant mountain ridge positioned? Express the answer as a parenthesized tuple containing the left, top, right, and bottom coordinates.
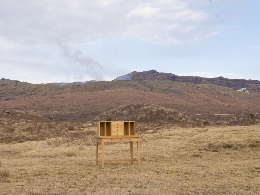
(2, 70, 260, 91)
(115, 70, 260, 92)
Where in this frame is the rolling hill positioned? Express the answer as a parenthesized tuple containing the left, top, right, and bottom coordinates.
(1, 73, 260, 128)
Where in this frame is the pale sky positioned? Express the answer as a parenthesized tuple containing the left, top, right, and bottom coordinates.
(0, 0, 259, 84)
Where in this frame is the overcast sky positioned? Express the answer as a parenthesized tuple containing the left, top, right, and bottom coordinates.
(0, 0, 259, 84)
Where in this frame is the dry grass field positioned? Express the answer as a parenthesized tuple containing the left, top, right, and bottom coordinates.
(1, 125, 260, 195)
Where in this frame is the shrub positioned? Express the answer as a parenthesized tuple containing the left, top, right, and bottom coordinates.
(67, 151, 76, 157)
(249, 119, 257, 125)
(0, 169, 11, 179)
(203, 121, 210, 126)
(68, 126, 75, 131)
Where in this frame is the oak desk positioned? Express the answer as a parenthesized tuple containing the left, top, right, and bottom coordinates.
(96, 136, 140, 168)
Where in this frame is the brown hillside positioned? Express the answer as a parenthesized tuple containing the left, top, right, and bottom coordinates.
(1, 79, 259, 126)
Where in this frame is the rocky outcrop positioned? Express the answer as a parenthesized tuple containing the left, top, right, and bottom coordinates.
(126, 70, 260, 92)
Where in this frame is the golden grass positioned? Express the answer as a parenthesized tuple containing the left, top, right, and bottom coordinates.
(1, 125, 260, 194)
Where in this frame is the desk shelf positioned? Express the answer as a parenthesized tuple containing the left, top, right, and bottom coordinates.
(97, 121, 136, 137)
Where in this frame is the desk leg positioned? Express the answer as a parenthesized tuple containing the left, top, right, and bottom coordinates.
(137, 140, 140, 166)
(96, 141, 98, 166)
(102, 141, 105, 168)
(130, 141, 133, 165)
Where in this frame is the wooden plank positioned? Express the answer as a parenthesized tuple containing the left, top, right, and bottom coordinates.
(130, 141, 133, 165)
(97, 136, 140, 139)
(105, 159, 136, 162)
(102, 141, 105, 168)
(96, 141, 98, 166)
(102, 138, 140, 142)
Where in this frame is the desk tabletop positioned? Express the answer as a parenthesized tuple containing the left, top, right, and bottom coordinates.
(96, 136, 140, 142)
(97, 135, 140, 138)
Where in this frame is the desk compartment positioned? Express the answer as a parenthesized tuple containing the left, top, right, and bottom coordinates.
(97, 121, 135, 137)
(98, 122, 111, 136)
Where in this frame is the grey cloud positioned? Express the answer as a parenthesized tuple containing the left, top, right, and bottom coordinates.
(0, 0, 237, 45)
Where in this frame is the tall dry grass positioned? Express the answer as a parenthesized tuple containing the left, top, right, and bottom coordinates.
(1, 125, 260, 194)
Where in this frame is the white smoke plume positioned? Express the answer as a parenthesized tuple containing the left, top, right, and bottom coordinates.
(57, 41, 103, 81)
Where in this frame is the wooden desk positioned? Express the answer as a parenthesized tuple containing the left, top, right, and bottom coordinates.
(96, 136, 140, 168)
